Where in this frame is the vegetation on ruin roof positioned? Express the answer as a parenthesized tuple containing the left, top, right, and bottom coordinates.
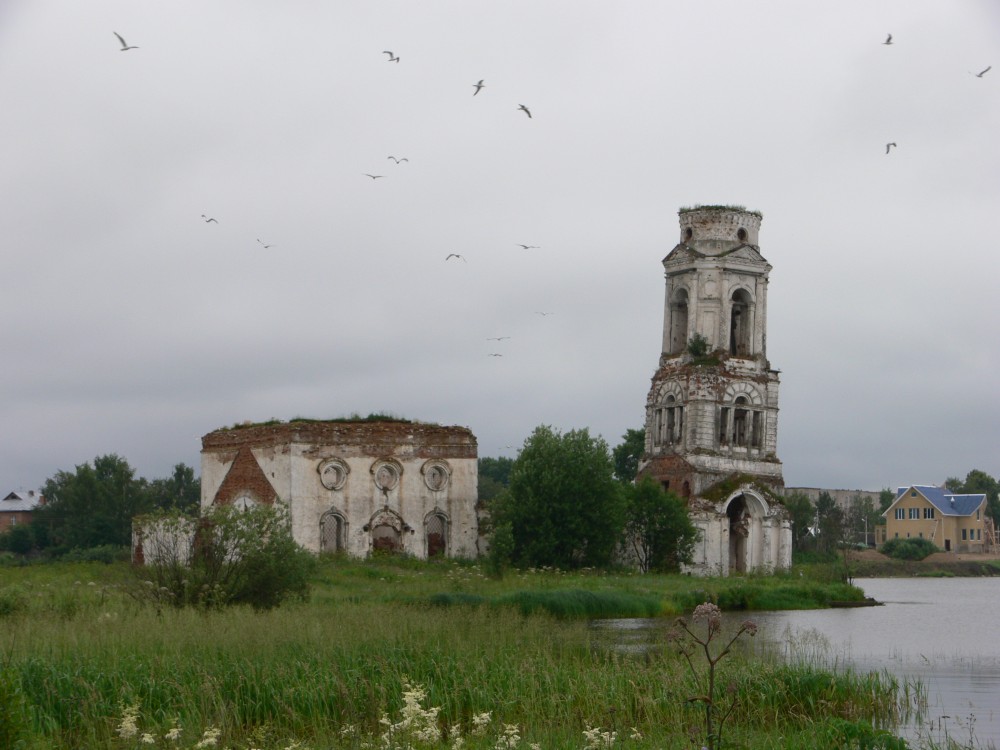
(679, 204, 763, 218)
(700, 473, 782, 505)
(224, 412, 420, 431)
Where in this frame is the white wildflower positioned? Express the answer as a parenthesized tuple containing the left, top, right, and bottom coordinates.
(116, 702, 141, 740)
(194, 727, 221, 748)
(140, 733, 156, 744)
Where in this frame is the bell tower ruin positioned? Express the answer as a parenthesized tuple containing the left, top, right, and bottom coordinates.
(639, 205, 790, 574)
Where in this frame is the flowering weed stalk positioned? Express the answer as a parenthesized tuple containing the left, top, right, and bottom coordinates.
(671, 602, 757, 750)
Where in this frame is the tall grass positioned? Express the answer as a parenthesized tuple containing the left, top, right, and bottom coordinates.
(0, 558, 910, 749)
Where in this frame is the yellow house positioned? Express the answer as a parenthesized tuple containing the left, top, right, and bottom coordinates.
(882, 485, 987, 553)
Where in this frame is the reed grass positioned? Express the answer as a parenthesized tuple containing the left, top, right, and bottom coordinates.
(0, 558, 912, 749)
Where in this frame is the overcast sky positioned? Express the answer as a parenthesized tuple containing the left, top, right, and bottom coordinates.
(1, 1, 997, 495)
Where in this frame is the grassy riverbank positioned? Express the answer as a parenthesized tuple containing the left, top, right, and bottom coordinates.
(0, 558, 919, 749)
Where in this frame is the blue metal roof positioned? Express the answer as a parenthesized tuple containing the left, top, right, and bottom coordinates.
(894, 485, 986, 517)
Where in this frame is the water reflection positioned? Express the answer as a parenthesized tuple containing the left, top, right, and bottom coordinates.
(591, 578, 1000, 748)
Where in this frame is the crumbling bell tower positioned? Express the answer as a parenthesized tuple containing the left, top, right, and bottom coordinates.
(639, 205, 790, 574)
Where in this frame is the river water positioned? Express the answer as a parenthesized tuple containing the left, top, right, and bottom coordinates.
(595, 577, 1000, 748)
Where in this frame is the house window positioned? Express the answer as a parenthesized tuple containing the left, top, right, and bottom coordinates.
(923, 508, 935, 519)
(977, 510, 981, 520)
(962, 529, 967, 540)
(978, 529, 982, 541)
(908, 508, 919, 520)
(894, 508, 905, 520)
(910, 490, 917, 497)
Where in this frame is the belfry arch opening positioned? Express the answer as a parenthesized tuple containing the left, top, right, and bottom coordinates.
(669, 289, 689, 355)
(729, 289, 752, 357)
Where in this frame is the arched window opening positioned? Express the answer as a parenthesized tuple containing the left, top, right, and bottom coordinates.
(733, 396, 749, 447)
(719, 407, 730, 446)
(729, 289, 752, 357)
(320, 511, 346, 553)
(425, 513, 447, 558)
(669, 289, 689, 355)
(737, 228, 748, 242)
(751, 411, 763, 448)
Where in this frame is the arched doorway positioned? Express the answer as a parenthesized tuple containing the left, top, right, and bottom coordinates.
(367, 508, 405, 554)
(372, 524, 400, 552)
(727, 494, 750, 572)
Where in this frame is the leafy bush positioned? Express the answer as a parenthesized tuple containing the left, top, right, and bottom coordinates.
(133, 503, 315, 611)
(879, 537, 939, 561)
(58, 545, 130, 564)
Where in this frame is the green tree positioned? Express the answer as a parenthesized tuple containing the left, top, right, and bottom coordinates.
(134, 503, 315, 611)
(488, 425, 626, 569)
(783, 491, 815, 552)
(945, 469, 999, 522)
(623, 477, 698, 572)
(144, 463, 201, 513)
(612, 428, 645, 483)
(815, 492, 844, 557)
(878, 488, 895, 514)
(36, 454, 152, 551)
(844, 494, 878, 547)
(478, 456, 514, 502)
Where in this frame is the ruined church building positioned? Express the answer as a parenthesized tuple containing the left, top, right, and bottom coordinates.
(639, 205, 792, 574)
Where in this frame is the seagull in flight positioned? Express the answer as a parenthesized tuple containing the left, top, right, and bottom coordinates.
(382, 51, 400, 63)
(518, 104, 532, 118)
(885, 142, 897, 154)
(486, 336, 510, 341)
(974, 66, 992, 78)
(257, 239, 275, 249)
(387, 156, 408, 164)
(364, 173, 385, 179)
(517, 244, 539, 249)
(201, 215, 218, 224)
(883, 33, 893, 45)
(114, 32, 139, 51)
(534, 311, 554, 316)
(488, 353, 503, 357)
(445, 253, 466, 262)
(473, 80, 485, 95)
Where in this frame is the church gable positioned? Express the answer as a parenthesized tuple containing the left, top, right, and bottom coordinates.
(719, 244, 768, 265)
(212, 444, 278, 506)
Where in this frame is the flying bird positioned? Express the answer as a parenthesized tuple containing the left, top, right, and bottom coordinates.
(534, 311, 553, 316)
(488, 353, 503, 357)
(975, 66, 992, 78)
(473, 80, 485, 95)
(445, 254, 466, 262)
(486, 336, 510, 341)
(387, 156, 408, 164)
(382, 51, 400, 62)
(257, 239, 274, 249)
(883, 33, 893, 45)
(364, 174, 384, 179)
(517, 244, 539, 249)
(517, 104, 532, 118)
(885, 142, 897, 154)
(114, 32, 138, 51)
(201, 215, 218, 224)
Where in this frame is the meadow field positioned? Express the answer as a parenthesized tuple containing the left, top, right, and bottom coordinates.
(0, 556, 917, 749)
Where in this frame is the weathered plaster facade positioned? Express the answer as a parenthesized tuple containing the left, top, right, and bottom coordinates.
(200, 419, 480, 559)
(639, 206, 791, 575)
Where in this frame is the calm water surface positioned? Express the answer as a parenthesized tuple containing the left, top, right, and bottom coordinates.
(595, 578, 1000, 748)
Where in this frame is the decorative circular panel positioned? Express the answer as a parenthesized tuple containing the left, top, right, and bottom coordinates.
(318, 458, 349, 491)
(423, 462, 451, 491)
(372, 461, 400, 492)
